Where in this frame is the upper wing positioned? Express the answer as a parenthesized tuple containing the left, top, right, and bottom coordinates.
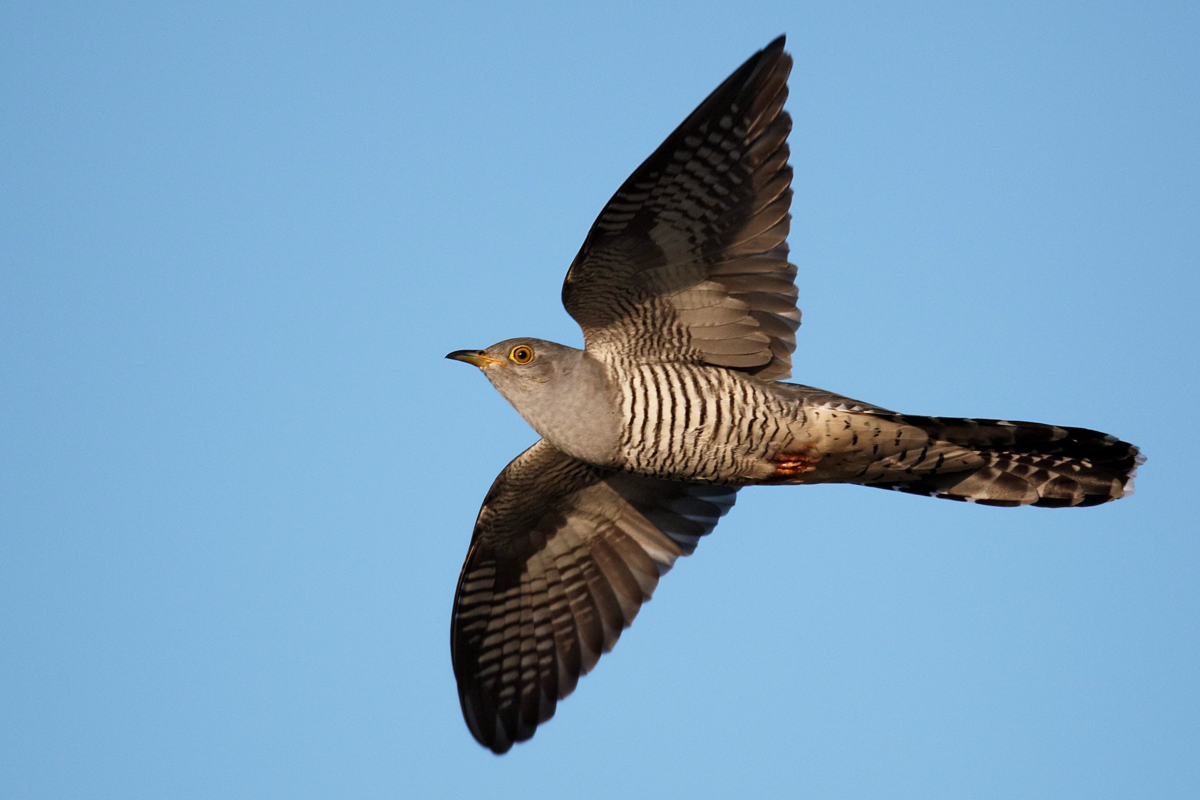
(562, 36, 800, 380)
(451, 440, 736, 753)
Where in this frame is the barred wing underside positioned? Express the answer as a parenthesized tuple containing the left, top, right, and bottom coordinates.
(451, 440, 736, 753)
(562, 36, 800, 380)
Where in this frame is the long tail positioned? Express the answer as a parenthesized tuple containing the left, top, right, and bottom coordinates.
(852, 415, 1144, 507)
(780, 384, 1146, 507)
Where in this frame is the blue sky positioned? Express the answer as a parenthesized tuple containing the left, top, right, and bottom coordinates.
(2, 1, 1197, 797)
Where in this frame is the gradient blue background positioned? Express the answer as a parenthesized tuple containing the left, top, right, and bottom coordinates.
(3, 2, 1197, 797)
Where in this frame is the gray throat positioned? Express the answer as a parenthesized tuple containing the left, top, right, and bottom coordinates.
(507, 349, 621, 467)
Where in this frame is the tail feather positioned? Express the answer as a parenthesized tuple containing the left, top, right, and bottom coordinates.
(867, 416, 1143, 508)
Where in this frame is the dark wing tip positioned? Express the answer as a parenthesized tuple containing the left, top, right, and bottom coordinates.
(755, 34, 789, 72)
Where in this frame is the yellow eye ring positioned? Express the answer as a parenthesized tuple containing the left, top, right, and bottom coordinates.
(509, 345, 535, 365)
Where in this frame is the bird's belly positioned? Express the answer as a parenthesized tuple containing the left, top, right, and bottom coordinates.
(610, 363, 805, 484)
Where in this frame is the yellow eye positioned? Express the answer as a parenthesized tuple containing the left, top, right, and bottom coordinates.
(509, 345, 535, 365)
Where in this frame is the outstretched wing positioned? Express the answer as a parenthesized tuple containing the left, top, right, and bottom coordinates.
(562, 36, 799, 380)
(451, 440, 736, 753)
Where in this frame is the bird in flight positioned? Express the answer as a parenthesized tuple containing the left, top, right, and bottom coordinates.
(445, 35, 1142, 754)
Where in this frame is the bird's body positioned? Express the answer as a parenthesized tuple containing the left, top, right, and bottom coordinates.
(470, 341, 1137, 502)
(607, 356, 804, 482)
(445, 36, 1142, 753)
(473, 341, 803, 482)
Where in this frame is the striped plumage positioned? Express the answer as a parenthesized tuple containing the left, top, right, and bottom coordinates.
(562, 31, 799, 379)
(605, 359, 1141, 506)
(445, 36, 1143, 753)
(612, 359, 796, 480)
(787, 406, 1143, 507)
(451, 441, 734, 753)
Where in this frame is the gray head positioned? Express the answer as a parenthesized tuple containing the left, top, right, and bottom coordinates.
(445, 338, 586, 399)
(445, 338, 618, 464)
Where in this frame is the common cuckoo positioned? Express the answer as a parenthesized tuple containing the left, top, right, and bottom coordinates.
(445, 36, 1142, 754)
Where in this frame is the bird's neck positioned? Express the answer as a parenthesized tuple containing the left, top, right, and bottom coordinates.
(516, 352, 621, 467)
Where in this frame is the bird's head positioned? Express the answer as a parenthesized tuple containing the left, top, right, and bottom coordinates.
(446, 338, 617, 463)
(445, 338, 586, 403)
